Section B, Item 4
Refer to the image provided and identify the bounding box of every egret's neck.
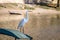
[25,11,28,19]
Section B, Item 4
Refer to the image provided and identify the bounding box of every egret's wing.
[24,19,28,23]
[17,19,25,29]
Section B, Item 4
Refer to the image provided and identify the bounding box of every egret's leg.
[17,27,21,32]
[15,38,16,40]
[15,38,19,40]
[20,28,21,32]
[23,27,24,33]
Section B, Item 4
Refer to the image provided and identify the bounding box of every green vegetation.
[0,4,3,7]
[0,4,5,9]
[0,3,15,8]
[0,3,60,11]
[0,3,35,10]
[24,6,35,10]
[35,5,55,9]
[35,4,60,11]
[40,6,51,9]
[56,7,60,11]
[24,5,35,10]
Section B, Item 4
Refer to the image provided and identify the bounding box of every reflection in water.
[29,14,60,40]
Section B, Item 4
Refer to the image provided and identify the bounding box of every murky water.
[25,14,60,40]
[0,14,60,40]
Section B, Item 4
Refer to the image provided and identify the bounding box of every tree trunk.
[57,0,59,7]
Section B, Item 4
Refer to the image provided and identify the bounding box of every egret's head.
[24,10,32,18]
[25,10,28,14]
[25,10,32,13]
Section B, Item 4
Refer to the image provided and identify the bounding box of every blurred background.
[0,0,60,40]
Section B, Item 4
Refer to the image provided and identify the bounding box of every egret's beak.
[28,10,32,12]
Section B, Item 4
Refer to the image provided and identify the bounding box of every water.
[0,14,60,40]
[25,14,60,40]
